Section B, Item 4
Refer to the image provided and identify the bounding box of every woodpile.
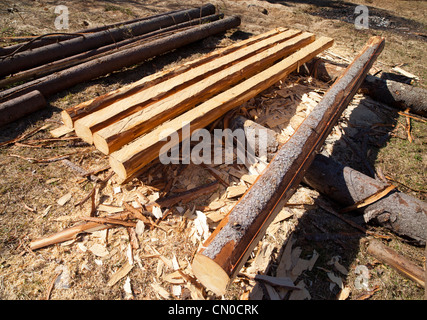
[4,4,425,300]
[62,28,334,183]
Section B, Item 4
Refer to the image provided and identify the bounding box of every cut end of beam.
[74,119,95,145]
[109,154,128,181]
[192,253,230,296]
[61,110,74,129]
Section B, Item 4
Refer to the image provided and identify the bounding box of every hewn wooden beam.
[191,36,384,296]
[92,31,315,154]
[73,29,303,145]
[61,28,285,128]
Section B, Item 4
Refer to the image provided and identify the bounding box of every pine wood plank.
[109,37,334,182]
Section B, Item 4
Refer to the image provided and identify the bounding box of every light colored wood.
[107,261,134,287]
[61,28,286,128]
[109,37,334,182]
[227,184,248,198]
[29,212,134,250]
[93,32,315,154]
[73,29,301,144]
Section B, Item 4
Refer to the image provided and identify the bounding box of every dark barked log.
[306,58,427,116]
[0,90,46,128]
[0,16,241,103]
[191,36,385,295]
[0,4,216,77]
[302,153,427,245]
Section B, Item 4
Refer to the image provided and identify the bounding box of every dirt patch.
[0,0,426,301]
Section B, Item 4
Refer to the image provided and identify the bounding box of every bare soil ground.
[0,0,425,301]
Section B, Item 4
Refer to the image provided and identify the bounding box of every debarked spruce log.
[191,36,385,296]
[0,3,216,77]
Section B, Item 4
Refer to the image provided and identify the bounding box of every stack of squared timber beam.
[0,4,239,127]
[63,28,334,183]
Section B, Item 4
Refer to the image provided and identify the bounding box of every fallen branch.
[156,181,220,207]
[366,239,425,288]
[9,152,77,163]
[80,216,137,228]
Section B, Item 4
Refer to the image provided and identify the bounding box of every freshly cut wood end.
[109,154,127,181]
[93,132,111,155]
[61,110,74,129]
[192,253,230,296]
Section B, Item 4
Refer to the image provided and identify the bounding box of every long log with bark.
[0,8,186,57]
[0,90,46,128]
[302,153,427,244]
[0,4,216,77]
[0,16,240,103]
[191,36,385,295]
[307,58,427,116]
